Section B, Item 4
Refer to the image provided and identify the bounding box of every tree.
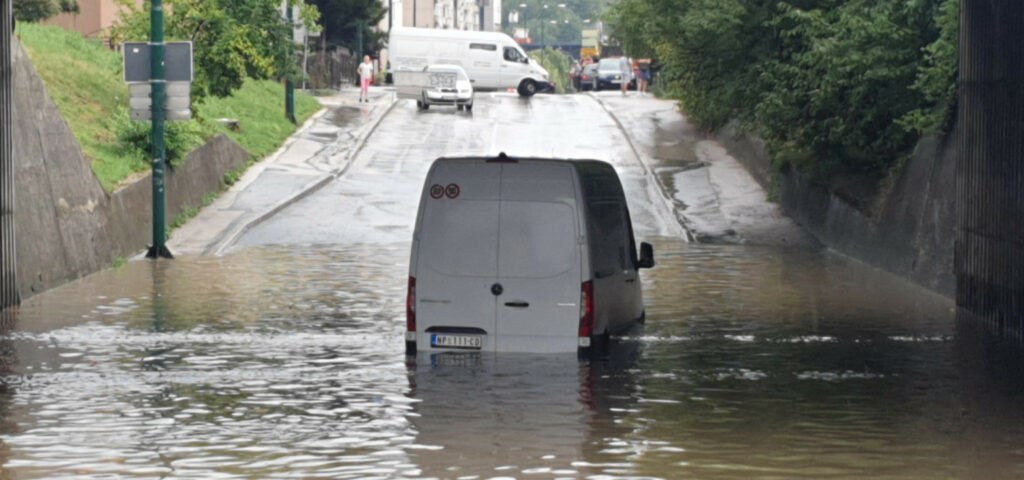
[111,0,319,100]
[14,0,79,22]
[308,0,385,54]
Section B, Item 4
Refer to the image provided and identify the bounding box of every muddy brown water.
[1,239,1022,479]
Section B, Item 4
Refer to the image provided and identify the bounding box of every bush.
[530,47,572,93]
[112,108,209,169]
[605,0,959,182]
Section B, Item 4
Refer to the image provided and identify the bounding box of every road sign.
[124,42,194,83]
[129,81,192,121]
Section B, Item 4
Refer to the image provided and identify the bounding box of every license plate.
[431,334,483,349]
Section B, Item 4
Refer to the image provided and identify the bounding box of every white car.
[414,64,475,111]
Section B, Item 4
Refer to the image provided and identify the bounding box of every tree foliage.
[503,0,603,47]
[605,0,959,180]
[111,0,319,100]
[308,0,386,54]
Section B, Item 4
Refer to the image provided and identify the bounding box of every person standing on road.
[619,56,631,96]
[358,55,374,103]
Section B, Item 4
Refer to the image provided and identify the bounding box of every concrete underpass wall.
[955,0,1024,341]
[717,125,958,298]
[12,38,249,300]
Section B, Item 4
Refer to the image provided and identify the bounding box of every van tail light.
[406,276,417,355]
[406,276,417,335]
[579,281,594,347]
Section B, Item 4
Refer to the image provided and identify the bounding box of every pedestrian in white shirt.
[357,55,374,103]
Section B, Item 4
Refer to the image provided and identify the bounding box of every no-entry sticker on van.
[445,183,461,199]
[430,184,445,199]
[429,183,461,199]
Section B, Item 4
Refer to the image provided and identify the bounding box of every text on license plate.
[431,334,483,349]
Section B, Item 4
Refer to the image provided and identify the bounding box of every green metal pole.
[285,1,296,124]
[146,0,172,259]
[357,21,363,58]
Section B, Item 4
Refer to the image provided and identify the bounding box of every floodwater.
[2,239,1024,479]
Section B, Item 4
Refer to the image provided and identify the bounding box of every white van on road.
[406,154,655,355]
[389,27,551,97]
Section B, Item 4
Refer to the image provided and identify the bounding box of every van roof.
[390,27,516,44]
[435,153,611,169]
[431,154,624,200]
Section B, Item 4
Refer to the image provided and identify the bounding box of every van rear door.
[494,162,582,353]
[416,162,501,350]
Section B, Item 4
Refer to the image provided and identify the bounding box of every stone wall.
[12,38,249,300]
[717,123,957,298]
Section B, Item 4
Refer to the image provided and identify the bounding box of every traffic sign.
[124,42,194,82]
[129,81,192,121]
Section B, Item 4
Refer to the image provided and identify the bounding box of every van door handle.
[504,301,529,308]
[625,278,636,284]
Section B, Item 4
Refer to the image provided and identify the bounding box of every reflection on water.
[1,240,1023,478]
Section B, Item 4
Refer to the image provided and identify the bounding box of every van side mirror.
[638,242,655,269]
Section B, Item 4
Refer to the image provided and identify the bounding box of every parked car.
[578,63,599,91]
[398,64,475,111]
[405,153,655,355]
[595,57,633,91]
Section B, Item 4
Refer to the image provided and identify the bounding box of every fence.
[302,48,358,91]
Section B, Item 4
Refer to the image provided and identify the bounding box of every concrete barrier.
[12,38,249,300]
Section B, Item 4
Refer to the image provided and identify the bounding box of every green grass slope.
[17,23,320,192]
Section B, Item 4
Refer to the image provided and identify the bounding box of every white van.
[389,27,551,96]
[406,154,655,355]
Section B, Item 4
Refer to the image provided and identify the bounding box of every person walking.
[636,59,650,96]
[357,55,374,103]
[619,56,631,96]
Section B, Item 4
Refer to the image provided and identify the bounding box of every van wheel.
[517,80,537,97]
[638,310,647,325]
[580,331,612,360]
[416,100,424,110]
[466,103,473,112]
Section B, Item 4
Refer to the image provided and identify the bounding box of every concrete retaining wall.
[12,38,249,300]
[717,123,958,298]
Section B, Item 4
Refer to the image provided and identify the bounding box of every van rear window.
[498,201,577,278]
[423,200,499,277]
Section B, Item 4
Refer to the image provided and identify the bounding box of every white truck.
[389,27,551,97]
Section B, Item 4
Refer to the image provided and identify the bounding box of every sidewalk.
[167,85,398,256]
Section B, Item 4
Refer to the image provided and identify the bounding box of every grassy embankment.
[17,23,321,192]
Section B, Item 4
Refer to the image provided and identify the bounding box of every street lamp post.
[539,3,565,49]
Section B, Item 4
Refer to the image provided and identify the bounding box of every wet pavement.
[3,91,1024,478]
[168,88,398,256]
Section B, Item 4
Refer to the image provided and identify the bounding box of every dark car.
[595,57,633,91]
[578,64,599,91]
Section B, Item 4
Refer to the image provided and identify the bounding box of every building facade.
[46,0,142,40]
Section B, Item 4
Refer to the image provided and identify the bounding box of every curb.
[589,92,693,241]
[210,91,400,255]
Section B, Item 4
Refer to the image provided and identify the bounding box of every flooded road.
[5,93,1024,478]
[4,238,1024,478]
